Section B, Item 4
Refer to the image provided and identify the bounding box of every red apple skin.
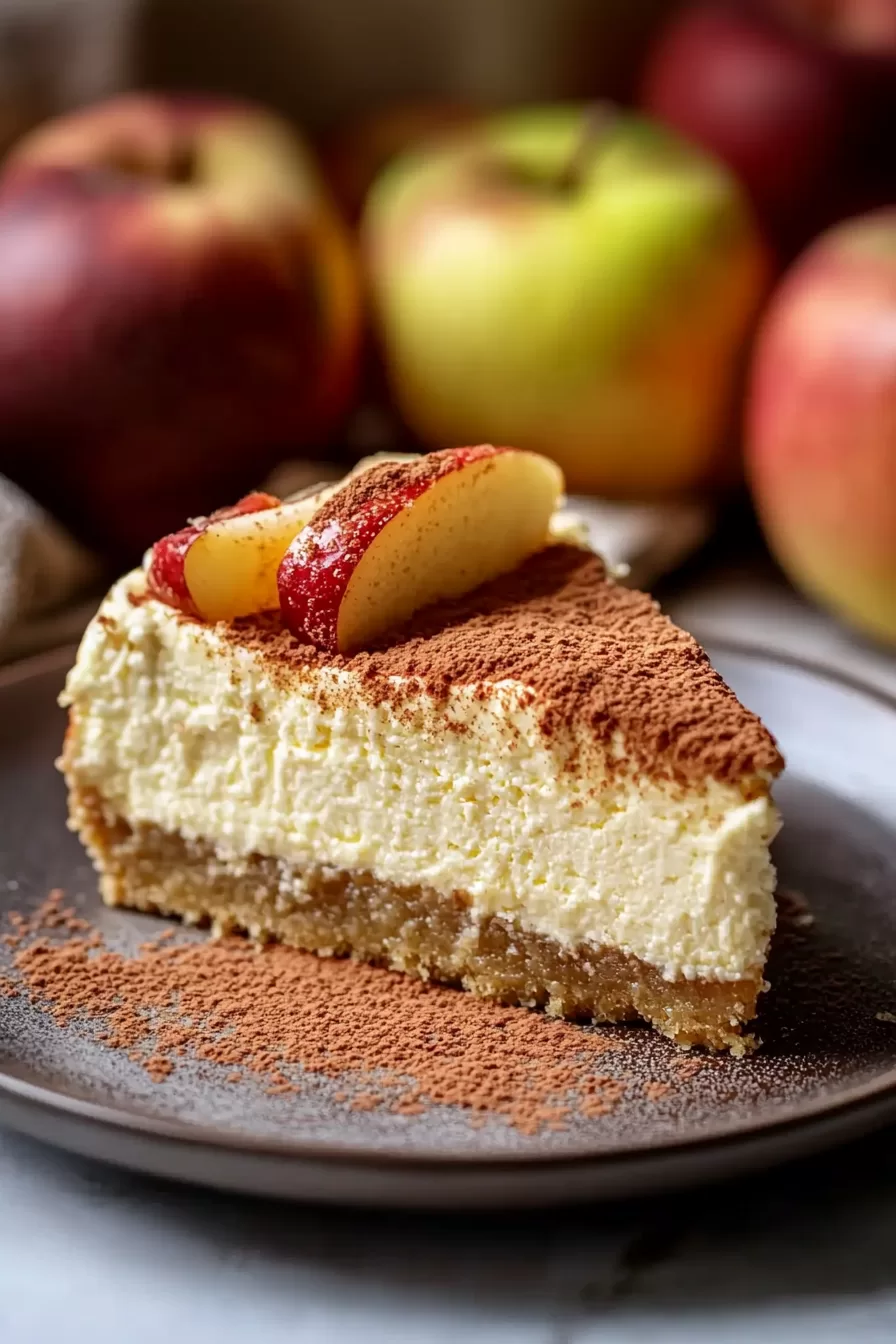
[746,208,896,642]
[146,491,279,615]
[641,2,847,255]
[768,0,896,57]
[764,0,896,223]
[0,94,361,560]
[278,445,503,651]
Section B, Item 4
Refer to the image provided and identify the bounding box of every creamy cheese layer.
[61,573,780,982]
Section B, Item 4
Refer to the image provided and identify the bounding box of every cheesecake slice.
[60,450,782,1051]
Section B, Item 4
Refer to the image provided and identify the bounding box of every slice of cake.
[60,447,782,1051]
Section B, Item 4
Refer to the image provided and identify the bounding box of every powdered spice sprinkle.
[221,542,781,787]
[0,892,636,1134]
[4,892,718,1136]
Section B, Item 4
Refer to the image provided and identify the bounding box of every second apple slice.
[183,492,336,622]
[278,445,564,653]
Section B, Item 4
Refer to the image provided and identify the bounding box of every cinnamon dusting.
[5,891,636,1136]
[224,544,781,786]
[312,450,473,533]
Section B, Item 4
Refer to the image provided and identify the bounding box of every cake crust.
[68,783,763,1053]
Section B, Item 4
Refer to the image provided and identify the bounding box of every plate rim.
[2,637,896,1175]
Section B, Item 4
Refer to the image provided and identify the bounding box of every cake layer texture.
[67,786,765,1051]
[61,552,781,984]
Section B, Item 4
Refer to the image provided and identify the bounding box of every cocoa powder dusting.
[310,449,476,533]
[223,543,782,787]
[0,891,723,1136]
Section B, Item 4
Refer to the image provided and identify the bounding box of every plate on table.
[2,643,896,1209]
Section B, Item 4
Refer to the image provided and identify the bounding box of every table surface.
[3,559,896,1344]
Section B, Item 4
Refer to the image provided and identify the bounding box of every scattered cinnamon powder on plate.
[2,891,699,1136]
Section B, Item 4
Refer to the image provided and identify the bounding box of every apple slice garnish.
[277,445,564,653]
[146,489,333,622]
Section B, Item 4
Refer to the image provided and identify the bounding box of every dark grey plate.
[2,643,896,1208]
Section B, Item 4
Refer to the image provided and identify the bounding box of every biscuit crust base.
[67,784,763,1053]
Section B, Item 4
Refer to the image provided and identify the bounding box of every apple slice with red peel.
[278,445,564,653]
[147,489,333,621]
[146,492,278,615]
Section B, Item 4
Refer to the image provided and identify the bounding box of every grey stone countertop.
[2,551,896,1344]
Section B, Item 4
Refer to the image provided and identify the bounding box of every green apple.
[362,105,769,497]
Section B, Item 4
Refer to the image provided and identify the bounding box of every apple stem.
[556,102,617,193]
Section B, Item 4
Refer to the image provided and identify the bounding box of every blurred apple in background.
[640,1,846,257]
[320,101,482,465]
[641,1,896,259]
[770,0,896,55]
[0,94,361,559]
[766,0,896,220]
[363,105,768,498]
[747,209,896,643]
[322,102,481,224]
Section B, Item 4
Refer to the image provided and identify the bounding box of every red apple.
[0,94,362,559]
[746,208,896,642]
[764,0,896,220]
[278,446,563,653]
[640,2,847,255]
[769,0,896,55]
